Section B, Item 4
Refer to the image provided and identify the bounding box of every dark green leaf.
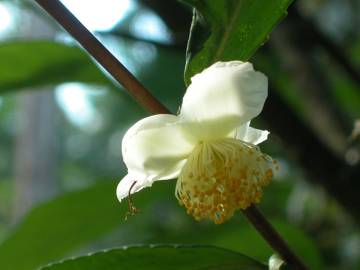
[0,179,322,270]
[0,180,173,270]
[183,0,293,85]
[0,41,113,94]
[41,245,267,270]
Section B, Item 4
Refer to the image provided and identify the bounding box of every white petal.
[116,174,148,202]
[233,122,250,140]
[244,127,269,145]
[235,124,269,145]
[122,114,195,182]
[180,61,268,139]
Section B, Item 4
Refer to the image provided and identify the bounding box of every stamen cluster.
[176,138,276,224]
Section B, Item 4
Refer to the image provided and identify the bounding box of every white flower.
[117,61,276,224]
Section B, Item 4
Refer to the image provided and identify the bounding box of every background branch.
[270,20,349,156]
[263,87,360,223]
[292,7,360,86]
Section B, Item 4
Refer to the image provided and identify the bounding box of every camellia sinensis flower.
[117,61,277,224]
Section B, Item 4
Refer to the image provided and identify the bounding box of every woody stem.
[242,205,308,269]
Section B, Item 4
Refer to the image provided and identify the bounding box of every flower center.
[175,138,276,224]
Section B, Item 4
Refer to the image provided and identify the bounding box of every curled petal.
[235,123,269,145]
[243,127,269,145]
[180,61,268,140]
[122,114,195,184]
[116,174,148,202]
[233,122,250,140]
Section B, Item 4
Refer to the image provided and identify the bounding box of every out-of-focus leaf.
[41,245,267,270]
[0,178,323,270]
[123,207,323,269]
[0,180,173,270]
[110,184,322,269]
[140,45,186,112]
[183,0,293,85]
[0,41,113,94]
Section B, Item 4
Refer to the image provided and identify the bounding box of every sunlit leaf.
[183,0,293,85]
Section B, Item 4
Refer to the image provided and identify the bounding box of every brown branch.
[35,0,307,267]
[243,205,308,270]
[35,0,170,115]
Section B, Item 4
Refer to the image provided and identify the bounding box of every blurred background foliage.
[0,0,359,269]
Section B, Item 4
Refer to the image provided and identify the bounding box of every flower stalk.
[35,1,307,269]
[242,205,308,270]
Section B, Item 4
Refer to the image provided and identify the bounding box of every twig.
[35,0,170,115]
[242,205,308,270]
[34,0,308,268]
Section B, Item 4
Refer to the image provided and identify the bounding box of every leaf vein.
[214,1,242,61]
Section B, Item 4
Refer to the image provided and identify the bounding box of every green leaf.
[0,41,112,94]
[183,0,293,85]
[41,245,267,270]
[0,179,322,270]
[0,180,173,270]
